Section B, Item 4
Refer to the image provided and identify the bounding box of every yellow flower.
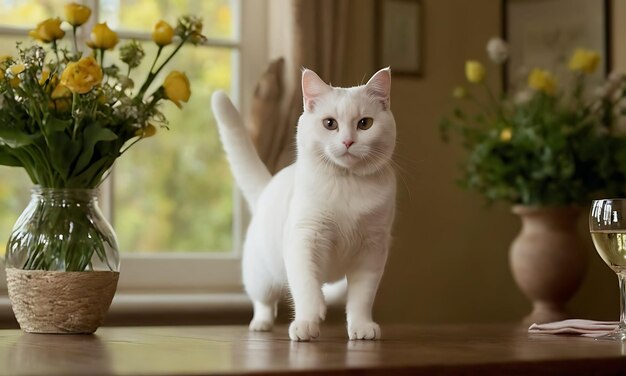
[0,56,9,80]
[10,64,25,75]
[86,22,119,50]
[29,18,65,43]
[163,71,191,108]
[39,68,51,85]
[51,83,72,99]
[499,128,513,142]
[452,86,468,99]
[152,20,174,47]
[136,124,157,138]
[528,68,556,95]
[568,48,600,74]
[465,60,485,83]
[60,56,103,94]
[65,2,92,27]
[50,83,72,112]
[10,77,20,88]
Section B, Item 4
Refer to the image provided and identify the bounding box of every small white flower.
[514,88,533,105]
[593,85,609,99]
[603,71,625,98]
[590,100,603,113]
[486,37,509,64]
[608,71,624,84]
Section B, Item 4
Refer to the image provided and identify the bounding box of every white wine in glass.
[590,199,626,340]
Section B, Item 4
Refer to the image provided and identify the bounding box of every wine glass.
[590,199,626,340]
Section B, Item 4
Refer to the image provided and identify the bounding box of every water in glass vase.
[591,231,626,273]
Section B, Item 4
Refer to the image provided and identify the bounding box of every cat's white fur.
[211,68,396,341]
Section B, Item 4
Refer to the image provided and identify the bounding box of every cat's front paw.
[249,319,273,332]
[289,320,320,341]
[348,322,381,340]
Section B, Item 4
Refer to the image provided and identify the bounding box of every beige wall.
[614,0,626,71]
[341,0,618,324]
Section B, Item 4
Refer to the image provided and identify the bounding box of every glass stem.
[619,273,626,330]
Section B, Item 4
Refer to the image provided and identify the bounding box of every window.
[0,1,268,297]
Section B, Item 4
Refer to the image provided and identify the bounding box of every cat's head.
[296,68,396,176]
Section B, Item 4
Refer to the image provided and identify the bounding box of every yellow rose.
[163,71,191,108]
[499,128,513,142]
[60,56,103,94]
[0,56,8,80]
[39,68,51,85]
[10,64,25,75]
[51,83,72,99]
[29,18,65,43]
[152,20,174,47]
[528,68,556,95]
[136,124,157,138]
[9,76,20,88]
[465,60,485,83]
[50,83,72,112]
[568,48,600,74]
[86,22,119,50]
[65,2,92,27]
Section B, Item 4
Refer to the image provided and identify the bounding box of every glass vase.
[5,187,120,272]
[4,187,120,334]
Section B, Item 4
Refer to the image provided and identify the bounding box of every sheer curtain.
[247,0,358,174]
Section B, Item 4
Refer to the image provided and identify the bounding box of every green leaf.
[69,157,111,188]
[0,128,34,148]
[74,122,118,174]
[48,131,81,180]
[44,117,73,133]
[0,146,22,167]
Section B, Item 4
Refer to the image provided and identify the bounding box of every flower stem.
[134,46,163,101]
[134,38,187,101]
[71,92,79,140]
[72,26,79,56]
[482,82,505,121]
[52,40,60,63]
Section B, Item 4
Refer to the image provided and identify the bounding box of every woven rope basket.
[6,268,119,334]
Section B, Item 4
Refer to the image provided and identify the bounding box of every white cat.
[211,67,396,341]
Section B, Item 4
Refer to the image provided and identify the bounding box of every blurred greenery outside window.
[0,0,240,258]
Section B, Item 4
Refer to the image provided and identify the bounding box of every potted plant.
[0,2,205,333]
[440,37,626,324]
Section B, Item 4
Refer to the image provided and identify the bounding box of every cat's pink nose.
[343,140,354,149]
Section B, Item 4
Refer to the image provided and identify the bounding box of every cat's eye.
[323,118,338,130]
[357,117,374,130]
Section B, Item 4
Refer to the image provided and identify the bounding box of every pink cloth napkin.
[528,319,618,338]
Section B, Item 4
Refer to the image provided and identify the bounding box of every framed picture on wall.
[503,0,610,89]
[376,0,423,76]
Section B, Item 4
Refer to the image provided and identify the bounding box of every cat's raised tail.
[211,90,272,213]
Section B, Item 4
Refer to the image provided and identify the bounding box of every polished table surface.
[1,324,626,375]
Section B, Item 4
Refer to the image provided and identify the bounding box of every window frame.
[0,0,268,310]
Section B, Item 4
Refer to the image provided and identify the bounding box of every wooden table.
[1,324,625,375]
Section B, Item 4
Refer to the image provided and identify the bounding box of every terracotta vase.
[509,205,587,325]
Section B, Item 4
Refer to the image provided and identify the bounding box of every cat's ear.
[302,69,331,112]
[365,67,391,109]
